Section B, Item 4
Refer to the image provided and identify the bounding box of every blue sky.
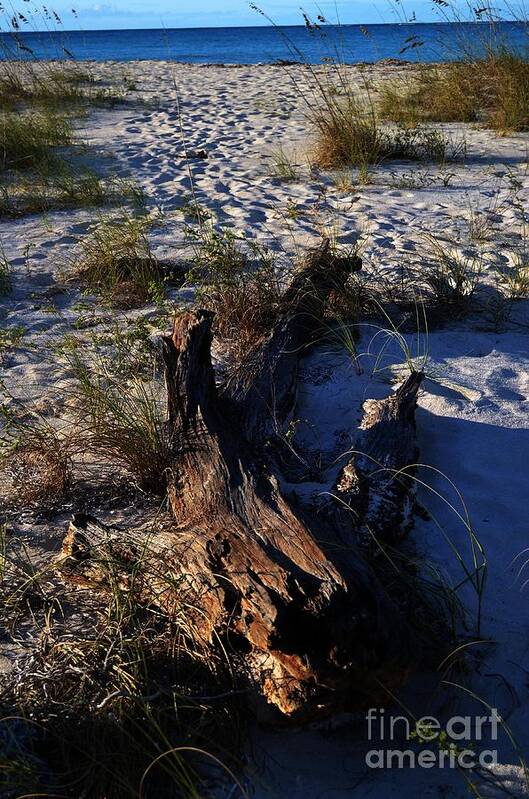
[43,1,439,31]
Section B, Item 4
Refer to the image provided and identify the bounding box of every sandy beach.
[1,59,529,797]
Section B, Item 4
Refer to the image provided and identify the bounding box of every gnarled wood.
[60,308,421,720]
[331,371,423,549]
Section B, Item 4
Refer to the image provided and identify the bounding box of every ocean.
[0,21,528,64]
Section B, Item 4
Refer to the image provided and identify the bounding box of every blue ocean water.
[0,22,527,64]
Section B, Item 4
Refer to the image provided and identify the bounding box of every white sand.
[1,61,529,797]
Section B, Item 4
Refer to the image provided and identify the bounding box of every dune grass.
[0,168,145,217]
[0,63,126,110]
[379,48,529,134]
[61,327,174,494]
[72,365,172,495]
[0,10,132,212]
[419,234,484,311]
[0,77,143,216]
[0,5,129,112]
[311,93,459,170]
[496,250,529,299]
[73,214,167,308]
[269,145,300,180]
[0,109,73,172]
[0,403,74,507]
[0,72,125,213]
[250,8,464,174]
[187,224,284,358]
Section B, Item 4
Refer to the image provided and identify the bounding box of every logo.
[365,708,499,769]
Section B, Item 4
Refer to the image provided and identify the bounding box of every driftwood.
[59,248,424,721]
[330,371,423,549]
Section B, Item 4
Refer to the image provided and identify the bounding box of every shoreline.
[0,57,419,66]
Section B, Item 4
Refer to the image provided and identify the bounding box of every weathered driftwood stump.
[59,247,424,721]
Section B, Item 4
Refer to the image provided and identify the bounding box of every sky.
[24,0,440,31]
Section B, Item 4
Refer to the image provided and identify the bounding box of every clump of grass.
[490,50,529,132]
[269,145,299,181]
[0,169,144,217]
[380,49,529,134]
[0,626,237,797]
[379,64,479,126]
[421,234,483,310]
[0,524,243,798]
[0,246,11,294]
[311,94,382,169]
[187,224,372,363]
[0,109,72,171]
[495,250,529,299]
[311,89,459,170]
[74,214,166,308]
[0,404,73,508]
[332,169,356,192]
[391,125,464,164]
[186,225,283,358]
[0,61,126,110]
[65,337,173,494]
[325,264,394,327]
[252,9,458,172]
[467,207,497,243]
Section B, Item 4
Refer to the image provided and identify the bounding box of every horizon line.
[0,18,518,35]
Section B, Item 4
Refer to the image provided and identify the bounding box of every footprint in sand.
[487,367,527,401]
